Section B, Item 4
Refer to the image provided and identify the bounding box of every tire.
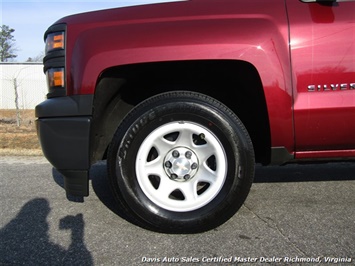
[107,91,255,233]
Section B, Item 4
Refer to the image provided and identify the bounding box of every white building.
[0,63,47,109]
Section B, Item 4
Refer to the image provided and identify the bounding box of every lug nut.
[185,151,192,159]
[172,150,180,158]
[191,163,198,170]
[171,174,178,180]
[164,161,172,168]
[184,174,190,180]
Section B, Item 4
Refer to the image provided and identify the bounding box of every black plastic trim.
[47,88,66,98]
[36,95,94,118]
[36,117,91,170]
[44,23,67,40]
[270,147,294,165]
[43,55,65,72]
[36,95,93,196]
[61,170,89,197]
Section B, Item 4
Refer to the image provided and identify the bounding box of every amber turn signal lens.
[46,68,65,88]
[45,32,65,53]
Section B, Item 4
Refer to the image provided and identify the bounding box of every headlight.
[45,32,65,53]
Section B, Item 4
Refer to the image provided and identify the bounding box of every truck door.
[287,0,355,158]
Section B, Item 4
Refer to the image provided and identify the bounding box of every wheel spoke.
[195,164,217,184]
[156,177,178,199]
[175,128,194,147]
[180,182,198,201]
[144,156,165,176]
[153,137,175,156]
[194,144,216,163]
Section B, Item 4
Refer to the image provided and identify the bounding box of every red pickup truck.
[36,0,355,233]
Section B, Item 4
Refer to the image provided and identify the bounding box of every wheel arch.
[90,60,271,165]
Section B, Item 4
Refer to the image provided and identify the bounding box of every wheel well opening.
[91,60,270,164]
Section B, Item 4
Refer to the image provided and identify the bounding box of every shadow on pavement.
[0,198,93,265]
[52,161,136,225]
[51,161,355,228]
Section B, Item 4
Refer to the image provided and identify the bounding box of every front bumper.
[36,95,94,196]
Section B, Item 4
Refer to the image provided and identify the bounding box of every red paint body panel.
[296,150,355,160]
[57,0,294,153]
[52,0,355,161]
[287,0,355,153]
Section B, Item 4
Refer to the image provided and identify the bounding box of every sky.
[0,0,182,62]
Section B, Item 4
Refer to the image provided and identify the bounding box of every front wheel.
[107,91,255,233]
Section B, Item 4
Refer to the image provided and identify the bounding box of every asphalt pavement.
[0,156,354,265]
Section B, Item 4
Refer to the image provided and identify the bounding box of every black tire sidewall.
[109,92,254,232]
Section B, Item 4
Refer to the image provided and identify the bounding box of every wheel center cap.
[173,159,190,175]
[164,147,199,182]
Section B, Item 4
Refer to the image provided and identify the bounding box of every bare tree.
[26,52,45,63]
[2,66,31,126]
[13,77,21,126]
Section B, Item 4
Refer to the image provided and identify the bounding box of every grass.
[0,109,43,156]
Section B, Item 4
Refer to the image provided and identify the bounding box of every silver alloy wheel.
[135,121,227,212]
